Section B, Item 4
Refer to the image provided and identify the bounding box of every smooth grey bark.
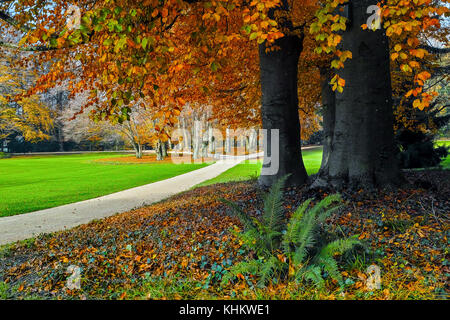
[225,128,232,154]
[55,91,65,152]
[317,0,401,188]
[155,139,165,161]
[258,34,308,187]
[192,114,201,160]
[123,119,143,159]
[208,125,215,153]
[181,117,190,152]
[248,128,257,152]
[163,141,168,158]
[201,113,209,158]
[133,142,142,159]
[318,68,336,178]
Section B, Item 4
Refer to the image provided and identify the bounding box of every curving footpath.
[0,153,262,245]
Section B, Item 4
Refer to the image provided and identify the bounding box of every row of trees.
[0,57,267,158]
[0,0,448,188]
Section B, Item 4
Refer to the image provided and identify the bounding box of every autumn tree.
[62,91,125,151]
[0,46,53,144]
[0,0,447,188]
[0,0,321,186]
[311,0,448,188]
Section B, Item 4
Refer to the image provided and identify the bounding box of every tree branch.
[420,45,450,55]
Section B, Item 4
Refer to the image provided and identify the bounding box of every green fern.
[262,175,288,249]
[221,176,361,288]
[220,260,262,286]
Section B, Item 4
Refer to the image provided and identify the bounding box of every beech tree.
[0,0,447,187]
[311,0,448,188]
[314,0,400,188]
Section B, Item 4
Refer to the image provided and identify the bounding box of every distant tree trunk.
[163,140,168,158]
[155,139,164,161]
[258,34,308,187]
[249,128,258,152]
[201,113,209,158]
[240,135,246,153]
[225,127,231,154]
[180,117,190,152]
[208,125,215,154]
[135,143,143,159]
[316,0,401,189]
[193,114,201,160]
[56,91,65,152]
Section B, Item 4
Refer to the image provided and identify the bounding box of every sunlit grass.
[0,153,210,217]
[197,147,323,187]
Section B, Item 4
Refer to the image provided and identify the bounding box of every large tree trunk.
[316,0,401,189]
[258,34,308,187]
[317,68,336,179]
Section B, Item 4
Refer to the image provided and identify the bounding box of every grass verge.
[0,153,211,216]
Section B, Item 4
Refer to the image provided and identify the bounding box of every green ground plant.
[220,176,361,288]
[0,282,9,299]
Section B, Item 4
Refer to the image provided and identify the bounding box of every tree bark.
[201,113,209,158]
[318,68,336,179]
[208,125,215,153]
[316,0,401,189]
[56,91,65,152]
[258,34,308,187]
[192,114,201,160]
[155,139,164,161]
[225,127,231,154]
[163,141,168,158]
[135,143,143,159]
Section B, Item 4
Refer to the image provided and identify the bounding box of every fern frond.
[320,237,361,258]
[300,265,325,288]
[318,256,342,285]
[258,255,282,288]
[262,175,288,234]
[316,205,341,224]
[282,198,312,254]
[292,234,316,265]
[307,194,342,224]
[221,259,262,286]
[222,186,360,291]
[291,208,317,264]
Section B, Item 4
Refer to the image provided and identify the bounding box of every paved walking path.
[0,153,262,245]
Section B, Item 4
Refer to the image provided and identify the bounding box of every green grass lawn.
[436,140,450,168]
[0,153,210,217]
[198,147,323,187]
[2,142,448,217]
[199,143,450,187]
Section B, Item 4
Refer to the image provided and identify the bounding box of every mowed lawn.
[198,142,450,187]
[0,153,210,217]
[198,147,323,187]
[436,140,450,168]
